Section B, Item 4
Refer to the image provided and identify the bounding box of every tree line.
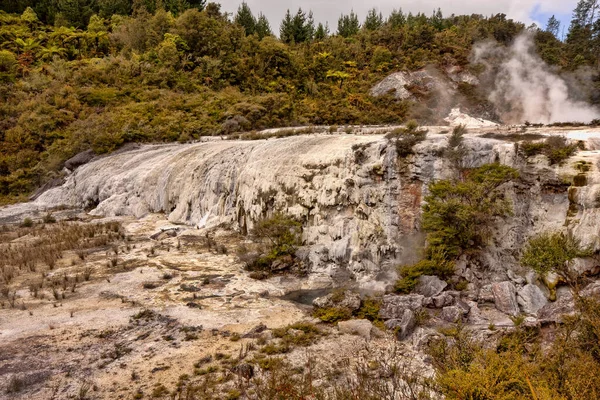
[0,1,598,203]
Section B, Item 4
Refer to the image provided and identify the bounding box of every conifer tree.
[337,10,360,37]
[255,13,271,39]
[314,22,329,40]
[387,8,406,28]
[545,15,560,37]
[235,2,256,36]
[363,8,383,31]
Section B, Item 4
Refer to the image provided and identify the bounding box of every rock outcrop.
[2,126,600,326]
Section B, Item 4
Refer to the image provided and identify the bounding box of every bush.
[395,250,455,294]
[20,217,33,228]
[520,141,545,157]
[544,136,578,165]
[0,50,17,83]
[385,120,428,158]
[396,163,518,293]
[521,231,592,278]
[313,306,353,323]
[423,163,518,258]
[240,213,302,274]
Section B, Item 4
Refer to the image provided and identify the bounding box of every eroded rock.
[379,294,424,320]
[517,284,547,315]
[313,291,361,313]
[415,275,447,298]
[491,281,519,316]
[338,319,374,340]
[384,309,416,340]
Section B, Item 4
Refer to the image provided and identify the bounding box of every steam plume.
[472,34,600,124]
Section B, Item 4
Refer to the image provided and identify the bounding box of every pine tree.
[431,8,444,30]
[280,9,294,43]
[546,15,560,37]
[187,0,206,11]
[255,13,271,39]
[314,22,329,40]
[337,11,360,37]
[387,8,406,28]
[363,8,382,31]
[235,2,256,36]
[280,8,313,43]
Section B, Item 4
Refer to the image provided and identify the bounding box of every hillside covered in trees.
[0,0,599,204]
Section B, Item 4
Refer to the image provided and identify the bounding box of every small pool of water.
[280,288,333,305]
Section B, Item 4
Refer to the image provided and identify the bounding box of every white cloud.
[217,0,577,31]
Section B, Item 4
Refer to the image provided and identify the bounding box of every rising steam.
[472,34,600,124]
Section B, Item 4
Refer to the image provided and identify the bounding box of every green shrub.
[544,136,578,165]
[520,141,545,157]
[313,307,353,323]
[272,321,323,347]
[241,213,302,274]
[521,231,592,277]
[20,217,33,228]
[423,163,518,259]
[396,163,518,293]
[0,50,17,83]
[385,120,428,158]
[395,252,455,294]
[356,296,382,322]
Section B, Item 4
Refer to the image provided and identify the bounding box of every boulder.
[379,294,424,320]
[569,258,600,277]
[491,281,519,316]
[370,72,413,100]
[478,284,496,303]
[64,149,95,171]
[440,305,467,323]
[338,319,374,340]
[432,292,454,308]
[517,284,547,315]
[313,290,361,313]
[384,309,416,340]
[415,275,447,297]
[538,287,575,324]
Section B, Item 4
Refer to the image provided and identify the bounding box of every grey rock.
[432,292,454,308]
[492,281,519,316]
[313,291,361,312]
[338,319,374,340]
[569,258,600,277]
[370,72,413,100]
[517,284,547,315]
[507,270,526,285]
[440,305,467,323]
[384,309,416,340]
[64,149,95,171]
[582,281,600,296]
[379,294,424,320]
[415,275,447,297]
[465,301,487,325]
[478,284,495,303]
[537,287,575,324]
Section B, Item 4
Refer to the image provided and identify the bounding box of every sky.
[216,0,578,37]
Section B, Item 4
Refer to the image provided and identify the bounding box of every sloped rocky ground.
[2,123,600,398]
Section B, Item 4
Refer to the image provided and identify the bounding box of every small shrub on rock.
[238,213,302,277]
[385,120,427,158]
[520,231,592,279]
[313,306,353,323]
[396,163,518,293]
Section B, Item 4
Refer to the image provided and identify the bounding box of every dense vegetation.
[396,163,519,293]
[0,1,598,204]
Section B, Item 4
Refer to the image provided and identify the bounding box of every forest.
[0,0,598,204]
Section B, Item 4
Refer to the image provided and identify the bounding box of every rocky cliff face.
[2,126,600,316]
